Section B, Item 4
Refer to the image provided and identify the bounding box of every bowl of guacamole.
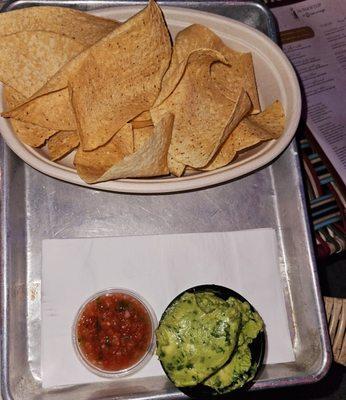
[156,285,265,398]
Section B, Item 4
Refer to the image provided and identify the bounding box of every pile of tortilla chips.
[0,0,285,184]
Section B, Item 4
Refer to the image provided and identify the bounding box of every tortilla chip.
[5,88,76,130]
[131,111,153,129]
[212,52,260,114]
[151,49,252,168]
[6,117,56,147]
[0,31,85,99]
[202,144,237,171]
[133,125,154,152]
[237,53,260,113]
[1,42,89,127]
[1,31,107,128]
[75,123,134,183]
[69,0,171,151]
[0,28,92,129]
[168,154,185,177]
[47,130,79,161]
[3,86,56,147]
[77,113,173,183]
[247,100,285,137]
[1,53,87,127]
[3,1,170,137]
[0,6,119,46]
[133,111,151,121]
[134,124,185,176]
[185,166,197,173]
[154,24,235,106]
[205,101,285,170]
[154,24,260,113]
[24,44,92,99]
[98,113,173,183]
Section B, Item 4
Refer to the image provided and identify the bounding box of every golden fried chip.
[4,1,171,142]
[202,144,237,171]
[70,0,171,150]
[151,49,252,168]
[0,4,285,184]
[131,111,153,129]
[2,57,85,127]
[23,42,93,99]
[247,100,285,137]
[154,24,260,113]
[134,127,186,176]
[1,50,85,127]
[97,113,173,183]
[75,123,134,183]
[5,88,76,130]
[205,101,285,170]
[77,113,173,183]
[154,24,235,106]
[133,125,154,152]
[185,166,198,173]
[3,86,56,147]
[0,31,85,98]
[1,31,114,128]
[168,154,185,177]
[0,6,119,46]
[47,131,79,161]
[212,52,260,114]
[1,29,92,129]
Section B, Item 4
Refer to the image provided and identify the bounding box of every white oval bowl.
[0,5,301,193]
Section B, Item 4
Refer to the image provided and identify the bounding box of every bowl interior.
[34,9,290,172]
[0,6,300,193]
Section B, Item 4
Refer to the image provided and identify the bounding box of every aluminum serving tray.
[0,1,331,399]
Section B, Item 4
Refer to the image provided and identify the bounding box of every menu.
[272,0,346,185]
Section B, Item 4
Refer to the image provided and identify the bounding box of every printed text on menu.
[273,0,346,184]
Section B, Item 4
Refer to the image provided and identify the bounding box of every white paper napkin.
[41,228,294,388]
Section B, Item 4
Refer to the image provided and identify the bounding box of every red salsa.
[75,292,153,372]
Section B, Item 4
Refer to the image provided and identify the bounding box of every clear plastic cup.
[72,288,157,378]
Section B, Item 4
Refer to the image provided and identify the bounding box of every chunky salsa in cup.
[75,291,153,372]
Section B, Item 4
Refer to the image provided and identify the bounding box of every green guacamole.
[156,292,241,386]
[156,292,263,392]
[204,298,263,393]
